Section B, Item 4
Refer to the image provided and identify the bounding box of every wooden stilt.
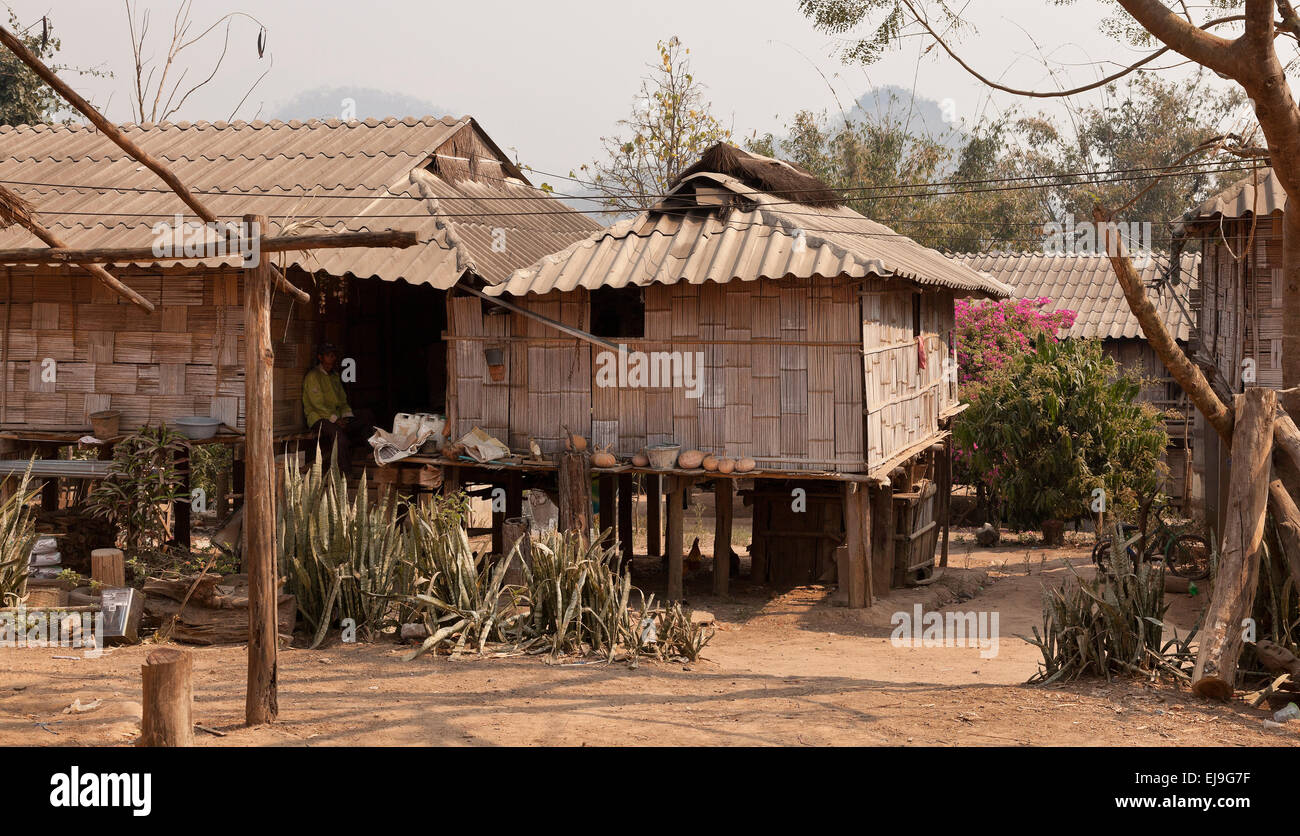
[713,478,733,596]
[174,446,192,551]
[937,438,952,568]
[617,473,634,558]
[666,476,688,600]
[139,647,194,747]
[598,473,616,549]
[646,473,661,557]
[871,485,895,596]
[243,214,278,726]
[842,482,871,608]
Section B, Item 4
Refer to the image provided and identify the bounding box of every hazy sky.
[8,1,1237,181]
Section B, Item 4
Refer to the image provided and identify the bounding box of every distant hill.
[270,86,451,122]
[850,85,967,148]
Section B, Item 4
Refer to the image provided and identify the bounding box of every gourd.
[736,457,756,473]
[677,449,706,469]
[562,425,588,452]
[718,457,736,474]
[632,452,650,467]
[591,446,617,468]
[702,454,719,471]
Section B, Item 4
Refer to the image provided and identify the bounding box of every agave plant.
[277,450,405,648]
[0,464,39,605]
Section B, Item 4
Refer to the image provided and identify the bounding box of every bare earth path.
[2,542,1296,746]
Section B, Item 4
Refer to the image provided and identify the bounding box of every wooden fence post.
[243,214,278,725]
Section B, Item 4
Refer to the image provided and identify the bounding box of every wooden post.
[646,473,661,557]
[501,515,531,586]
[243,215,278,725]
[213,465,228,521]
[617,473,634,559]
[713,477,734,596]
[1193,388,1275,700]
[842,482,871,608]
[173,446,191,551]
[1266,479,1300,587]
[937,439,952,568]
[598,473,616,549]
[139,648,194,747]
[666,476,689,600]
[871,485,895,595]
[91,548,126,588]
[557,451,593,538]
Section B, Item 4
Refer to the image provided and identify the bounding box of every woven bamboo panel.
[0,265,318,433]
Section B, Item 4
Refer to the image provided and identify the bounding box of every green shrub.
[955,335,1168,527]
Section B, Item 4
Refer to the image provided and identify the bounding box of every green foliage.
[86,425,188,561]
[0,12,108,126]
[0,465,39,603]
[277,452,404,648]
[581,36,731,213]
[189,444,231,515]
[955,336,1168,526]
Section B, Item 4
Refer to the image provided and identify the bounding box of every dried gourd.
[736,457,756,473]
[677,449,706,469]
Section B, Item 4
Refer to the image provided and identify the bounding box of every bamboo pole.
[0,229,419,265]
[17,217,155,312]
[0,24,308,305]
[243,214,278,725]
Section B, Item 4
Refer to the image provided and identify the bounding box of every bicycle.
[1091,499,1212,581]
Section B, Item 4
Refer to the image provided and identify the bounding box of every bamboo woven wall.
[0,264,317,434]
[444,277,955,474]
[862,289,954,470]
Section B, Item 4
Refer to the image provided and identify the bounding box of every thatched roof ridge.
[670,143,842,208]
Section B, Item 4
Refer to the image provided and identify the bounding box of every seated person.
[303,343,367,473]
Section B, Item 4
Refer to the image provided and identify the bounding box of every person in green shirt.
[303,343,364,473]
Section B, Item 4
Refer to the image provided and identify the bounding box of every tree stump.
[139,647,194,747]
[91,548,126,588]
[557,451,593,538]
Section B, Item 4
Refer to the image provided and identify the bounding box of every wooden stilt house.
[448,144,1011,601]
[0,115,598,537]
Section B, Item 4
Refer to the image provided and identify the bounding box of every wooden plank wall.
[0,264,317,435]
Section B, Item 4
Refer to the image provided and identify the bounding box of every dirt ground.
[3,532,1297,747]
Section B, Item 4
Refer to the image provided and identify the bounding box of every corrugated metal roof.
[487,171,1012,298]
[950,251,1199,341]
[0,117,599,286]
[1178,166,1285,229]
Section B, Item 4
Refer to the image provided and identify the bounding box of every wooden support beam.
[0,229,420,266]
[937,438,952,568]
[666,475,690,601]
[243,215,278,725]
[19,220,155,312]
[617,473,634,559]
[0,25,308,305]
[871,485,895,595]
[173,447,191,551]
[646,473,661,557]
[139,648,194,747]
[1193,388,1275,701]
[842,482,871,608]
[598,473,616,550]
[713,478,734,596]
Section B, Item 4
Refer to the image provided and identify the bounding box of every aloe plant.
[277,451,404,648]
[0,464,39,605]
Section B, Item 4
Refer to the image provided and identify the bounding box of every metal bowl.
[173,416,222,440]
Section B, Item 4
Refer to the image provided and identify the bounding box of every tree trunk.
[556,451,593,538]
[1193,388,1276,700]
[1267,479,1300,589]
[139,648,193,747]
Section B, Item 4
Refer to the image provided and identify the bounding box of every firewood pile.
[143,573,295,645]
[34,509,115,576]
